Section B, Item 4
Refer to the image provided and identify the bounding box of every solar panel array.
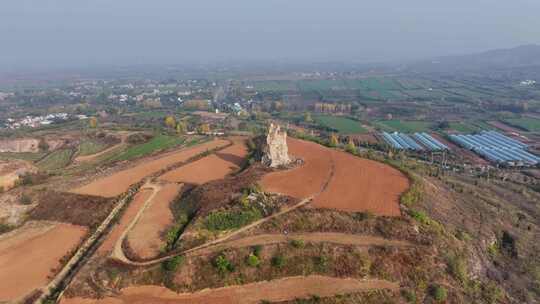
[449,131,539,165]
[382,132,448,151]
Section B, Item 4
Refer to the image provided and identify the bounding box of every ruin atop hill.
[262,123,291,168]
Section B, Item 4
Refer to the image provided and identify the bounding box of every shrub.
[214,255,234,273]
[446,253,467,284]
[271,255,286,268]
[246,253,260,267]
[289,239,305,248]
[353,211,374,221]
[314,255,329,271]
[252,245,263,257]
[20,193,32,205]
[432,285,448,302]
[402,289,417,303]
[162,256,184,272]
[0,223,15,235]
[204,208,262,231]
[410,210,429,225]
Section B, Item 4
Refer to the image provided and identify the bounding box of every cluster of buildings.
[2,113,87,129]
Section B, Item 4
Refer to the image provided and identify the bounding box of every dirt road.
[61,275,399,304]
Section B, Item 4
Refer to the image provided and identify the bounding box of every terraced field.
[71,139,229,197]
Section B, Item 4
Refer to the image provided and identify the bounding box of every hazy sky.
[2,0,540,69]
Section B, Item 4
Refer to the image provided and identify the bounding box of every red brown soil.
[313,150,407,216]
[260,138,333,199]
[261,138,408,216]
[126,183,183,259]
[160,140,247,185]
[29,191,113,228]
[61,275,398,304]
[0,221,87,301]
[98,189,153,254]
[71,139,229,197]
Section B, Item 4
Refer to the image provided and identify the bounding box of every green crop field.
[375,120,433,133]
[37,149,74,171]
[504,118,540,132]
[78,140,109,156]
[314,115,366,134]
[111,134,186,161]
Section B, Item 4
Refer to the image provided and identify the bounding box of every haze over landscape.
[1,2,540,304]
[2,0,540,69]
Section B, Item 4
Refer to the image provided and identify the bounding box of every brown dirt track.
[61,275,398,304]
[126,183,183,259]
[98,189,153,254]
[159,139,247,185]
[261,138,408,216]
[71,139,229,197]
[0,221,87,301]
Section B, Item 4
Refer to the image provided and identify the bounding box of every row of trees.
[164,115,210,134]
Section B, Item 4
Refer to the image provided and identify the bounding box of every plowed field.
[160,140,247,185]
[0,221,87,301]
[261,138,408,216]
[71,139,228,197]
[313,150,407,216]
[260,138,333,198]
[126,183,183,259]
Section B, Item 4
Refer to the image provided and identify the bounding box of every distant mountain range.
[405,44,540,73]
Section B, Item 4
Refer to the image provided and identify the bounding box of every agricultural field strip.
[111,183,162,263]
[37,140,234,303]
[74,141,125,163]
[35,182,144,304]
[71,138,230,197]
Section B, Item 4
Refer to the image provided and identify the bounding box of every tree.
[438,120,450,129]
[328,133,339,147]
[304,112,313,123]
[198,123,210,134]
[164,116,176,129]
[88,117,98,128]
[432,285,447,302]
[345,137,356,154]
[176,121,187,134]
[246,253,260,267]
